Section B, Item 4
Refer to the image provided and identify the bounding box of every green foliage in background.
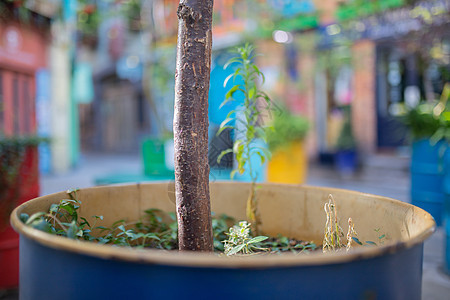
[336,106,356,150]
[403,83,450,143]
[403,102,442,140]
[266,109,309,152]
[336,121,356,151]
[0,136,49,224]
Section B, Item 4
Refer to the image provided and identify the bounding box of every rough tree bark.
[173,0,214,251]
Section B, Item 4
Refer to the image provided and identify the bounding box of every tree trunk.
[173,0,214,251]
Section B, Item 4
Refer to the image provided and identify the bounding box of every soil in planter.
[20,189,320,256]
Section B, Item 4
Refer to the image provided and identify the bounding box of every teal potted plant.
[403,83,449,274]
[335,105,357,175]
[266,108,309,184]
[403,84,449,226]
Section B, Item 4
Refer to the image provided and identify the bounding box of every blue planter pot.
[11,183,435,299]
[335,150,357,175]
[410,139,447,226]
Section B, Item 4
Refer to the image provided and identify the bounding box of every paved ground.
[2,152,449,299]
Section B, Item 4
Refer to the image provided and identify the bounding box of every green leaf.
[60,204,74,215]
[143,233,161,240]
[49,204,59,213]
[225,109,237,120]
[219,118,233,130]
[217,149,233,164]
[254,151,266,164]
[25,212,47,225]
[252,146,271,161]
[80,217,91,227]
[253,65,265,83]
[225,86,239,99]
[30,219,52,232]
[248,87,256,99]
[219,98,234,110]
[223,73,233,88]
[216,125,233,136]
[224,57,241,69]
[248,236,268,244]
[365,241,377,246]
[227,243,246,256]
[233,68,242,79]
[378,234,386,239]
[352,237,363,245]
[19,213,29,223]
[233,140,244,154]
[66,221,78,239]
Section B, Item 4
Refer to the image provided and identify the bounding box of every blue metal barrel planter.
[411,139,447,226]
[11,183,435,299]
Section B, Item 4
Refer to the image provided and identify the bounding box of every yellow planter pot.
[267,141,307,184]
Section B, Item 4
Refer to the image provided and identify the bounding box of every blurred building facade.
[0,1,66,174]
[75,0,252,155]
[5,0,447,174]
[250,0,450,163]
[73,0,449,167]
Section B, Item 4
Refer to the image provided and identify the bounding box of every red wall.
[0,18,49,289]
[0,19,49,136]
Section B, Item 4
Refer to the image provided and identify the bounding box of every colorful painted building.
[251,0,449,165]
[0,9,50,137]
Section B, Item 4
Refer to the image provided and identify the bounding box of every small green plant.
[223,221,317,256]
[223,221,268,256]
[217,43,271,235]
[23,189,234,252]
[266,108,309,152]
[22,189,101,240]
